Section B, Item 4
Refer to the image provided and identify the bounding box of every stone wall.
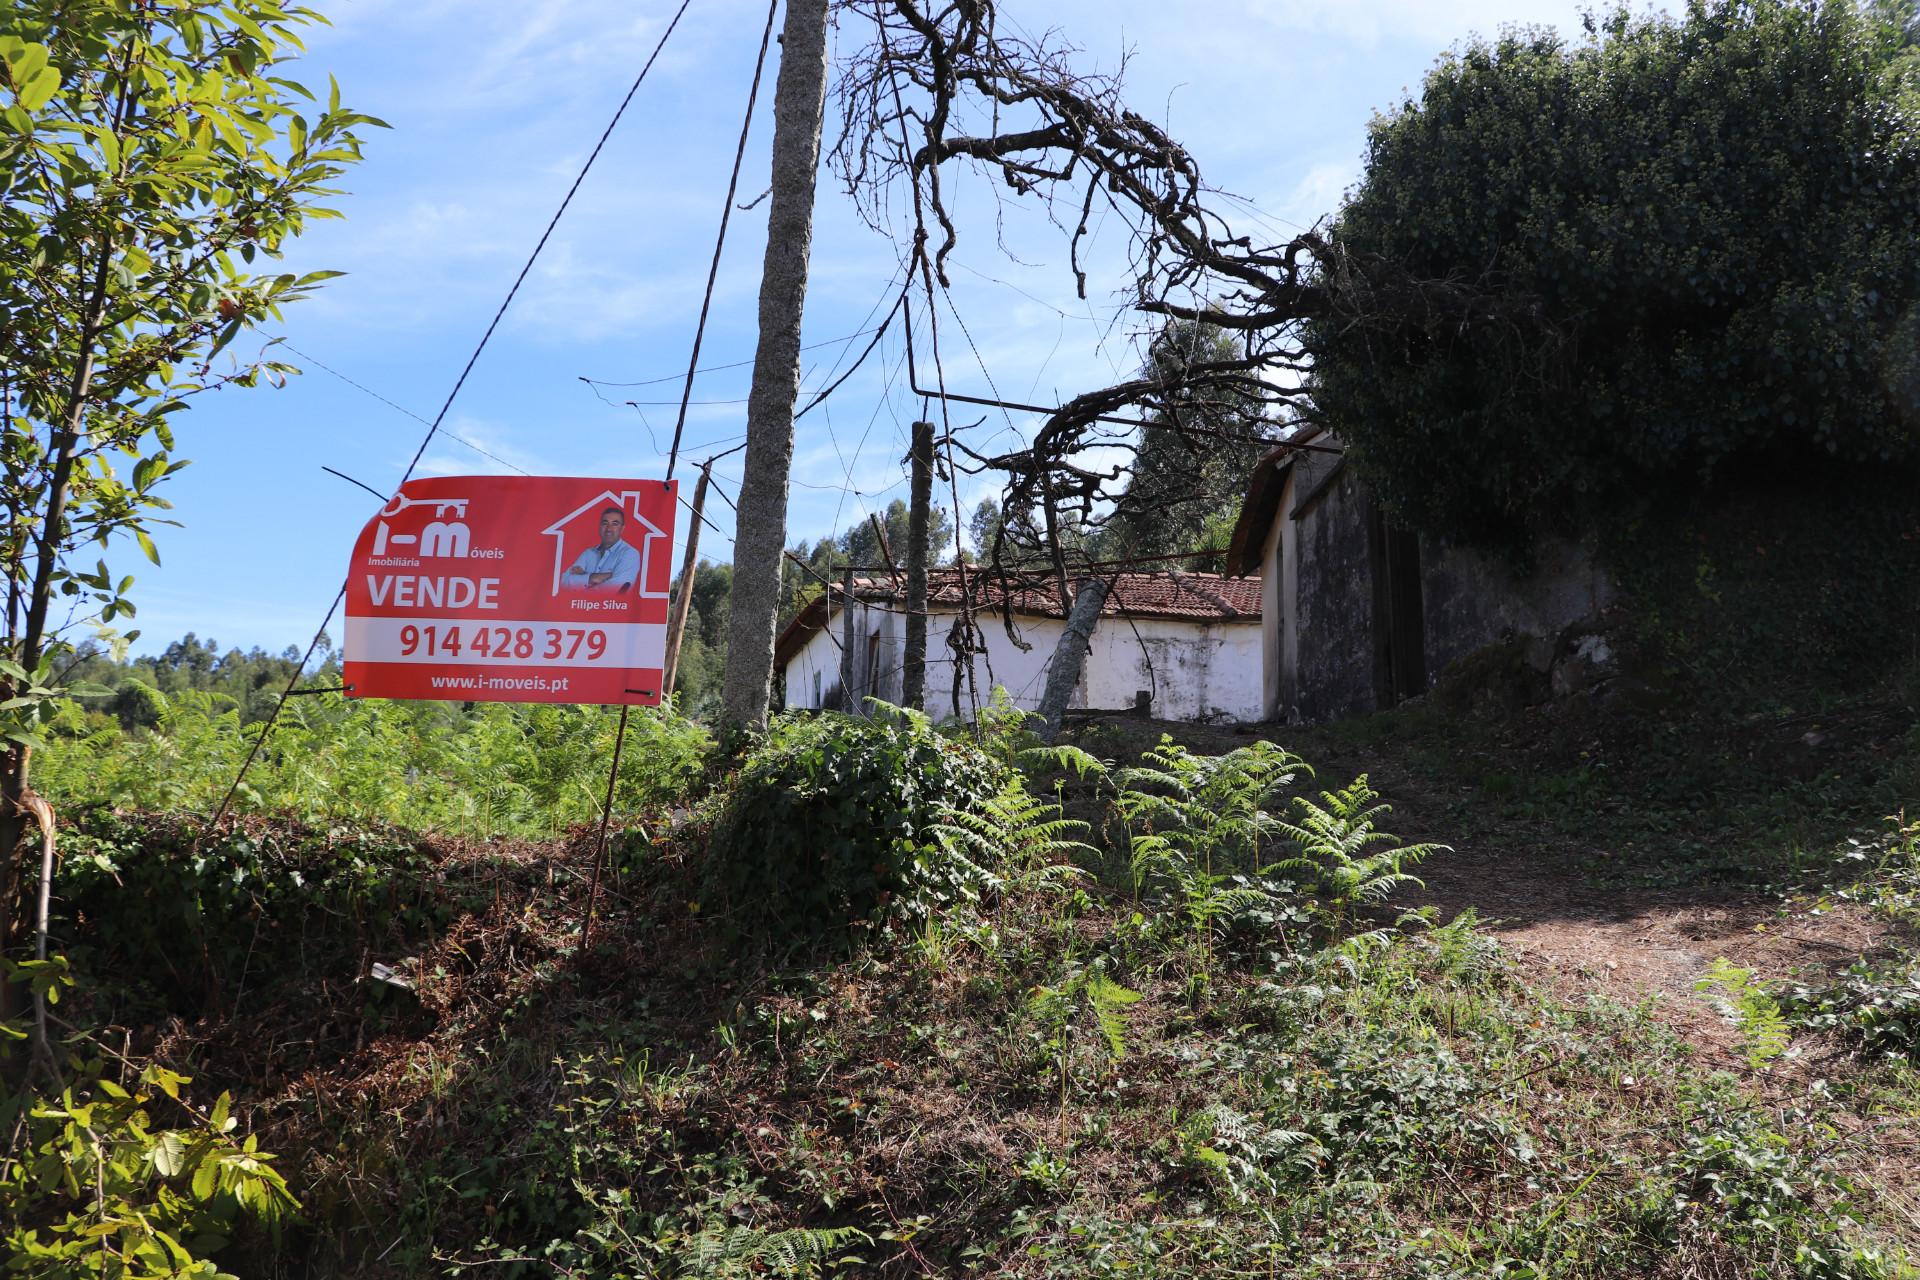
[1277,467,1611,723]
[1420,537,1614,682]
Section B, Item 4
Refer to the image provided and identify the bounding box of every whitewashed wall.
[1084,617,1263,723]
[782,601,1263,723]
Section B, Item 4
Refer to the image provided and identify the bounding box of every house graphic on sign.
[541,491,669,597]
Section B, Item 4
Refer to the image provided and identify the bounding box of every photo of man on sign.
[563,507,641,592]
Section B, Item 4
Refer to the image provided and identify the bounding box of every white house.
[775,570,1265,723]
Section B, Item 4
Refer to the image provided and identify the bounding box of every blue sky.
[128,0,1598,657]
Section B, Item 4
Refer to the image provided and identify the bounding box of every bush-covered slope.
[8,707,1919,1277]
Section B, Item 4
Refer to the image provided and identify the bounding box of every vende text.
[364,575,502,610]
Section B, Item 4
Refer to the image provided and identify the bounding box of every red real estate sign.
[344,475,678,705]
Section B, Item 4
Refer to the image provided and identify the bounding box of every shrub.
[703,708,1005,946]
[54,811,438,1011]
[1780,958,1920,1061]
[34,693,712,837]
[1312,0,1920,550]
[1,1058,296,1277]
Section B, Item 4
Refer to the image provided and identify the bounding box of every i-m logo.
[371,493,471,558]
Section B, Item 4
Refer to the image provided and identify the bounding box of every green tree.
[968,493,1094,571]
[0,2,378,969]
[1308,0,1920,549]
[1104,321,1276,565]
[1868,0,1920,108]
[62,632,322,728]
[775,502,957,632]
[669,561,732,720]
[840,497,952,570]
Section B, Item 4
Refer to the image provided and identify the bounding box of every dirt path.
[1414,827,1893,1061]
[1074,715,1907,1065]
[1329,743,1906,1067]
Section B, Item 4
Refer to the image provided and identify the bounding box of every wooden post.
[1038,473,1073,615]
[839,563,857,713]
[660,464,710,699]
[903,421,933,711]
[868,511,898,583]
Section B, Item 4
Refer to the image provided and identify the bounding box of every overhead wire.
[794,287,905,422]
[879,26,986,721]
[817,317,913,561]
[282,339,533,475]
[665,0,780,480]
[577,322,892,389]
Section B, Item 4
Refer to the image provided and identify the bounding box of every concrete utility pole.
[721,0,832,729]
[902,421,933,710]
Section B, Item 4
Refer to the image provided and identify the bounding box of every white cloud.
[1240,0,1590,48]
[415,416,543,477]
[1275,159,1361,229]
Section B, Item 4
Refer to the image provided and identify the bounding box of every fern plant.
[1106,737,1308,974]
[932,770,1094,889]
[671,1222,871,1278]
[1174,1104,1317,1205]
[1272,775,1444,936]
[1028,967,1144,1137]
[1696,957,1793,1069]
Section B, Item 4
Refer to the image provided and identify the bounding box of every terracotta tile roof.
[775,569,1261,666]
[888,569,1259,621]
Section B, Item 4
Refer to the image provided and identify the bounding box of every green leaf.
[192,1155,219,1200]
[16,65,59,112]
[147,1066,191,1101]
[4,40,48,85]
[153,1132,188,1178]
[135,528,161,566]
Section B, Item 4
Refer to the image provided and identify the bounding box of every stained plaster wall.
[1083,617,1263,723]
[1291,460,1380,722]
[782,598,905,712]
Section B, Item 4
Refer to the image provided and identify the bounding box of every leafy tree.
[1104,321,1276,565]
[63,632,322,728]
[0,3,378,968]
[1308,0,1920,549]
[968,493,1094,571]
[669,561,731,720]
[1868,0,1920,108]
[840,497,952,570]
